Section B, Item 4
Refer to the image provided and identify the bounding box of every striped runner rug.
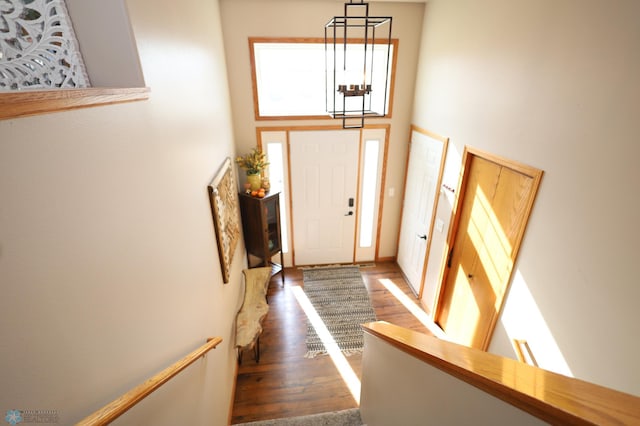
[302,266,377,358]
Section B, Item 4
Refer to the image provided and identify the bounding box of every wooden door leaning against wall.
[434,147,543,350]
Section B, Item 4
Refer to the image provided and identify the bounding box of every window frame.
[249,37,398,121]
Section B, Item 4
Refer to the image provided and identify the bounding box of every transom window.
[249,37,397,120]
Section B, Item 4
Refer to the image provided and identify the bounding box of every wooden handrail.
[76,337,222,426]
[362,322,640,425]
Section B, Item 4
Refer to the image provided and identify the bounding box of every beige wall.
[66,0,146,87]
[0,0,243,424]
[219,0,425,259]
[413,0,640,395]
[360,333,545,426]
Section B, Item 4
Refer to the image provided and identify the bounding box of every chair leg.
[237,347,243,365]
[254,337,260,363]
[280,253,285,287]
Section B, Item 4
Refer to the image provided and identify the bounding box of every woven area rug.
[302,266,377,358]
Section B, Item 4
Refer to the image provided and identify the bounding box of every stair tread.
[233,408,363,425]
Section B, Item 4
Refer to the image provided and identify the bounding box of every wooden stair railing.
[76,337,222,426]
[362,322,640,425]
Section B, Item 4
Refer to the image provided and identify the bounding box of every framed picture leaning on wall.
[208,158,241,283]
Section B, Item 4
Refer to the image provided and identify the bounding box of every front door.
[435,148,543,350]
[397,129,446,296]
[289,130,360,265]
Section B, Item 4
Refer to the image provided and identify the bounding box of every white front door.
[397,130,445,295]
[290,130,359,265]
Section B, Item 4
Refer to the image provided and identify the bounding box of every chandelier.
[325,0,392,129]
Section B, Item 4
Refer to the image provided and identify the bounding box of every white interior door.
[290,130,359,265]
[397,130,445,295]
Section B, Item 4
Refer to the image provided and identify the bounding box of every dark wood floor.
[230,262,434,424]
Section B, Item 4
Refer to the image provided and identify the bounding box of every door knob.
[345,211,353,216]
[417,234,427,240]
[468,274,473,278]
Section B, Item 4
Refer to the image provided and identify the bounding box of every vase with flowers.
[235,148,269,191]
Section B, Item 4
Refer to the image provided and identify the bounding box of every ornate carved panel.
[0,0,90,91]
[208,158,241,284]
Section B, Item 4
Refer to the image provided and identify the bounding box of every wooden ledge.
[0,87,150,120]
[362,321,640,425]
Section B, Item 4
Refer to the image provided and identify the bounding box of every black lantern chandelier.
[325,0,392,129]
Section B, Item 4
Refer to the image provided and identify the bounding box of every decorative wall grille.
[0,0,90,91]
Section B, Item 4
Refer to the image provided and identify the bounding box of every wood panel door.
[397,128,447,296]
[435,148,543,350]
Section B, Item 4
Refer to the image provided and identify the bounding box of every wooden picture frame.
[208,158,241,283]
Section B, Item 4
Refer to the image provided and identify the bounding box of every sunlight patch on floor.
[292,286,361,404]
[378,278,448,340]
